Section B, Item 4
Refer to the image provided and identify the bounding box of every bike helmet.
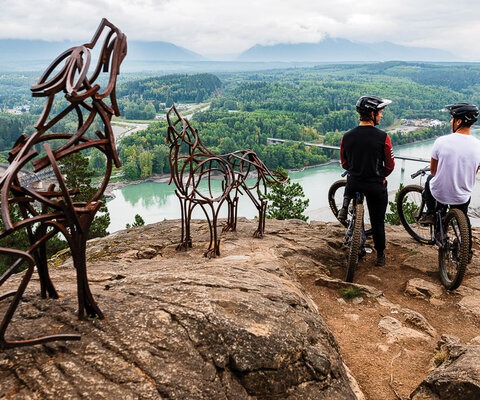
[356,95,392,114]
[444,103,479,125]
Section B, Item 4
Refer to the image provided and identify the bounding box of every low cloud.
[0,0,477,60]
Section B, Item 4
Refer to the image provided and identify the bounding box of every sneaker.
[375,253,386,267]
[337,207,347,222]
[419,214,434,225]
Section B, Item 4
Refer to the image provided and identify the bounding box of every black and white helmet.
[356,95,392,114]
[445,103,479,125]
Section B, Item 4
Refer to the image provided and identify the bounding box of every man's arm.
[340,138,349,170]
[430,157,438,176]
[383,135,395,176]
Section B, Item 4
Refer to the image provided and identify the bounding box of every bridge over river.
[266,138,430,167]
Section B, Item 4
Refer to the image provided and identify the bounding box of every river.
[106,132,480,233]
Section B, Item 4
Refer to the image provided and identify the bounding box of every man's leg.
[337,179,354,222]
[422,175,436,213]
[365,181,388,266]
[418,175,436,224]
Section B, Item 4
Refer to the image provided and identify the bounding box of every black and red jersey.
[340,125,395,183]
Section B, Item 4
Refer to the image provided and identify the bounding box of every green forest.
[1,61,480,180]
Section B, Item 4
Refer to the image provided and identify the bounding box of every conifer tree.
[63,152,111,238]
[265,167,309,221]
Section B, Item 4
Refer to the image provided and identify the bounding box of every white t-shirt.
[430,132,480,205]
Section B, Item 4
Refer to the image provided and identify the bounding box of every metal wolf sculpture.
[0,18,126,348]
[166,106,287,258]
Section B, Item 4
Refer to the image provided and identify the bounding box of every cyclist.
[420,103,480,234]
[337,95,395,266]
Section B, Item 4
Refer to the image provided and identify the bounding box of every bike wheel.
[438,208,469,290]
[397,184,433,244]
[346,203,364,283]
[328,179,348,227]
[328,180,372,235]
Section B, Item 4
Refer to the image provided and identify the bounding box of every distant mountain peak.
[0,39,205,70]
[127,41,205,62]
[237,38,456,62]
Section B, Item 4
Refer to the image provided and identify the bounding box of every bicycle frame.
[433,205,448,247]
[328,171,373,237]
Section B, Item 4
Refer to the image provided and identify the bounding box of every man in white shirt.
[422,103,480,224]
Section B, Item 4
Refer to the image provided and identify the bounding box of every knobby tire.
[397,184,433,245]
[328,179,348,228]
[439,208,469,290]
[346,203,364,283]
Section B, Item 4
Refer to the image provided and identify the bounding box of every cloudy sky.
[1,0,478,60]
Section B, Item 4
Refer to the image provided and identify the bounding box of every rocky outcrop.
[1,218,479,399]
[410,335,480,400]
[0,219,359,399]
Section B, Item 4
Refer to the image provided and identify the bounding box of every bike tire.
[438,208,469,290]
[346,203,364,283]
[396,184,433,245]
[328,180,372,235]
[328,179,348,228]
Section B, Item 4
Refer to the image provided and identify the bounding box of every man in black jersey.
[338,96,395,266]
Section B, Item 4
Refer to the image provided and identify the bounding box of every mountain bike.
[328,175,373,235]
[396,166,471,290]
[328,173,371,282]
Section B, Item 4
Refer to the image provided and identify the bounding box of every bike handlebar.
[411,166,430,179]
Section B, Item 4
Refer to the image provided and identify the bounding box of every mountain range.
[0,37,457,71]
[0,39,206,70]
[237,37,455,62]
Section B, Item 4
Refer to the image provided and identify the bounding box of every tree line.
[116,73,223,120]
[115,63,466,180]
[0,62,478,182]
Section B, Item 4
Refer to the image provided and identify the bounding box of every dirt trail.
[301,224,480,400]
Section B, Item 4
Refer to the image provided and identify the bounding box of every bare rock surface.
[1,219,480,399]
[410,335,480,400]
[0,219,358,399]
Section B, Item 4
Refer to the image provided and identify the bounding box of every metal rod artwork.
[166,106,287,258]
[0,19,127,348]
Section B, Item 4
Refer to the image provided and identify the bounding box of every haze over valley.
[0,36,458,72]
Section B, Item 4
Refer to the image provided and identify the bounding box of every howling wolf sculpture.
[0,19,126,348]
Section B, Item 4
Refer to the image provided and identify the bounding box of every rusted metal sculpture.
[166,106,286,257]
[0,18,126,348]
